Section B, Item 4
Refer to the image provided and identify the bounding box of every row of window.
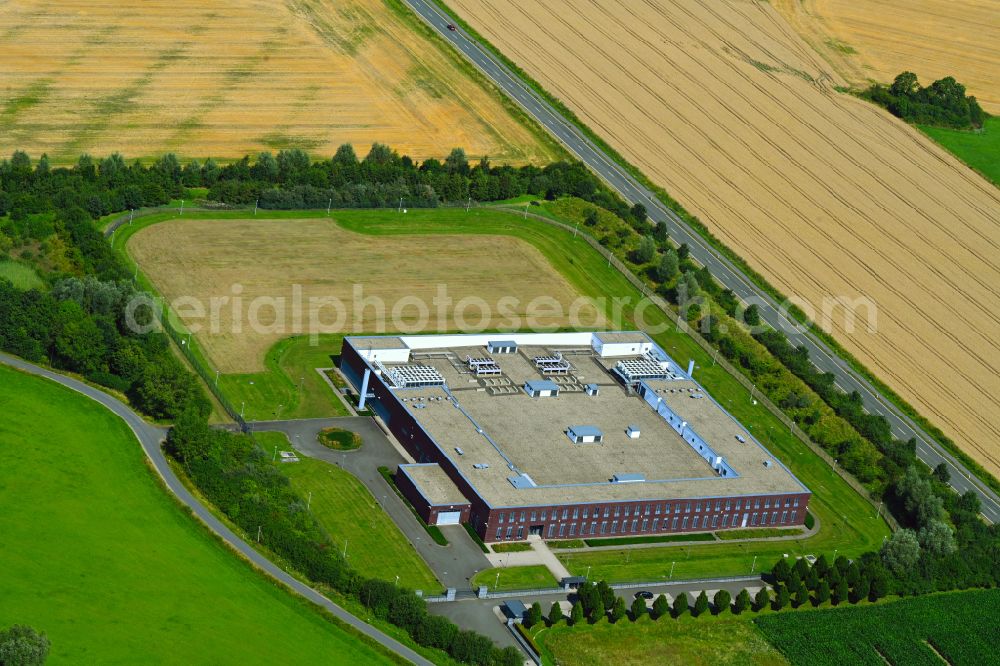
[494,496,801,524]
[493,510,800,540]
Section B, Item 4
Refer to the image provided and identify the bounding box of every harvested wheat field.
[128,217,592,373]
[449,0,1000,476]
[0,0,556,163]
[773,0,1000,113]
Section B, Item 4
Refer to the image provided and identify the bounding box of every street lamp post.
[669,561,675,579]
[751,555,758,574]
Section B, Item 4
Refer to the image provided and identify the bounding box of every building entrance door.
[529,525,544,537]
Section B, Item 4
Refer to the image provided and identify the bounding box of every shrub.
[548,602,564,626]
[754,587,770,612]
[714,589,731,615]
[0,625,49,666]
[630,597,646,621]
[733,589,751,615]
[652,594,669,620]
[590,597,605,624]
[672,593,688,618]
[692,590,709,617]
[610,597,627,624]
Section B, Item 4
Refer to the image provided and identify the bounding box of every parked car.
[634,590,654,600]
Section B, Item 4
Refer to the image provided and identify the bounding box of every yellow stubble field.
[773,0,1000,113]
[448,0,1000,476]
[0,0,557,162]
[127,217,593,373]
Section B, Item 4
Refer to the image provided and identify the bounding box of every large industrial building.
[340,332,810,543]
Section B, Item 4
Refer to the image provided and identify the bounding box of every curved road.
[402,0,999,523]
[0,353,432,666]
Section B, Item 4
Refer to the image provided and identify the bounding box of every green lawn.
[278,453,442,593]
[217,334,349,422]
[534,614,787,666]
[471,565,558,592]
[491,543,533,553]
[919,116,999,186]
[0,366,396,665]
[716,527,804,541]
[116,206,890,583]
[0,259,43,289]
[584,533,715,547]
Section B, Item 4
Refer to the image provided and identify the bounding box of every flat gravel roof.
[378,337,807,508]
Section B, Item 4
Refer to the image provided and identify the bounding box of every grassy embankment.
[121,207,889,582]
[262,438,441,593]
[0,366,397,664]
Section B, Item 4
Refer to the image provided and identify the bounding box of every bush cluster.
[862,72,986,129]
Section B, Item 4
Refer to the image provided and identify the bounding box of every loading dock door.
[437,511,462,525]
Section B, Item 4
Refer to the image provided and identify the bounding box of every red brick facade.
[395,465,471,526]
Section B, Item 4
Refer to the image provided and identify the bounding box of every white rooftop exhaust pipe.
[358,368,371,410]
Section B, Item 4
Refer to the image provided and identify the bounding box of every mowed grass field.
[535,615,787,666]
[126,210,596,374]
[920,117,1000,187]
[0,0,558,163]
[216,334,350,423]
[275,451,442,593]
[0,366,395,664]
[447,0,1000,479]
[470,566,558,592]
[774,0,1000,113]
[124,206,890,582]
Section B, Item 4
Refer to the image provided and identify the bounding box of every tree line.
[862,72,986,129]
[521,553,893,633]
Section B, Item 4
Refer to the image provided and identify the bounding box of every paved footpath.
[486,536,571,581]
[0,354,432,666]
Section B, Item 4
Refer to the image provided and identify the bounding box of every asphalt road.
[0,354,432,666]
[402,0,1000,524]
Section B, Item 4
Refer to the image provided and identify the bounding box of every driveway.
[252,416,492,592]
